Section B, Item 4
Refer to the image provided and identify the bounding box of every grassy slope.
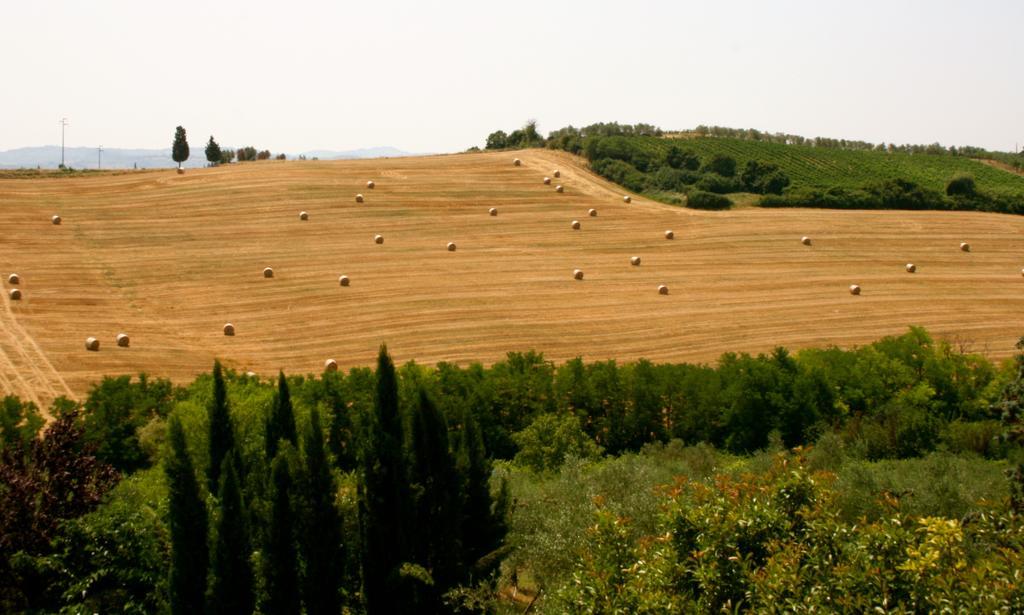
[642,136,1024,196]
[1,149,1024,406]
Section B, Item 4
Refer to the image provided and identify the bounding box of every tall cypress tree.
[266,371,297,461]
[264,452,300,615]
[165,417,208,615]
[405,387,460,609]
[456,408,507,581]
[207,457,254,615]
[299,407,344,615]
[172,126,190,169]
[204,136,222,166]
[207,360,234,494]
[359,344,410,614]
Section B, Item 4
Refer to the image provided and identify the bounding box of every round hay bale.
[223,323,235,336]
[849,284,861,296]
[176,168,185,175]
[245,371,257,378]
[7,273,19,285]
[553,170,561,178]
[447,242,457,252]
[338,275,350,287]
[801,236,812,246]
[630,256,641,266]
[374,234,384,244]
[658,284,669,295]
[366,180,375,189]
[8,288,21,301]
[960,242,970,252]
[355,194,364,203]
[489,207,498,216]
[664,230,674,240]
[571,220,580,230]
[1021,268,1024,277]
[85,337,99,351]
[588,208,597,217]
[543,177,551,185]
[513,158,521,166]
[52,215,62,225]
[906,263,916,273]
[555,185,564,193]
[263,267,274,278]
[324,358,338,372]
[623,195,632,203]
[573,269,584,280]
[116,333,130,347]
[299,211,309,220]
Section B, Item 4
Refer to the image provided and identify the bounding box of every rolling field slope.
[1,149,1023,406]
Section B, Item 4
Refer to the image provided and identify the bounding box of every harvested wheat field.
[1,149,1023,406]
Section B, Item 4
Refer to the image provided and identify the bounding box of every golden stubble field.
[1,149,1023,408]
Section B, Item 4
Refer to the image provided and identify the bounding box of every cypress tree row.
[207,360,233,494]
[359,344,412,615]
[298,406,344,615]
[207,457,254,615]
[164,417,208,615]
[406,386,461,606]
[264,452,300,615]
[457,407,508,580]
[266,371,297,460]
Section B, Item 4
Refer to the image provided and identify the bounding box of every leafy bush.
[686,190,732,210]
[590,158,648,193]
[695,173,743,194]
[512,413,603,473]
[740,160,790,194]
[946,173,976,197]
[702,153,737,177]
[665,145,700,170]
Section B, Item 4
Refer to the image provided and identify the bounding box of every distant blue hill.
[0,145,416,169]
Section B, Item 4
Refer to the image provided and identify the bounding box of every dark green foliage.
[695,173,742,194]
[171,126,189,167]
[740,160,790,194]
[236,146,258,162]
[0,395,42,452]
[457,408,508,580]
[164,417,207,615]
[298,407,344,615]
[0,410,119,612]
[219,148,234,164]
[512,412,603,472]
[204,136,222,166]
[405,387,460,608]
[207,457,254,615]
[702,153,737,177]
[665,144,700,170]
[266,371,297,460]
[947,173,977,196]
[995,337,1024,512]
[83,374,176,473]
[651,166,700,191]
[207,360,233,493]
[264,452,300,615]
[589,158,648,192]
[360,344,412,614]
[686,190,732,210]
[485,130,508,150]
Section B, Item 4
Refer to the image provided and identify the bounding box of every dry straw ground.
[1,149,1022,406]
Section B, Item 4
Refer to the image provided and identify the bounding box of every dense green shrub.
[686,190,732,210]
[695,173,743,194]
[702,153,737,177]
[665,144,700,170]
[512,413,603,473]
[946,173,977,196]
[740,160,790,194]
[590,158,648,193]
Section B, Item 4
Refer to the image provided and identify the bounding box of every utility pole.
[59,117,69,168]
[98,145,103,170]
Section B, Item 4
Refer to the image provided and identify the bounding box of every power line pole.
[98,145,103,170]
[59,117,69,168]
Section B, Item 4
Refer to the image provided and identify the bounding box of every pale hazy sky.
[2,0,1021,153]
